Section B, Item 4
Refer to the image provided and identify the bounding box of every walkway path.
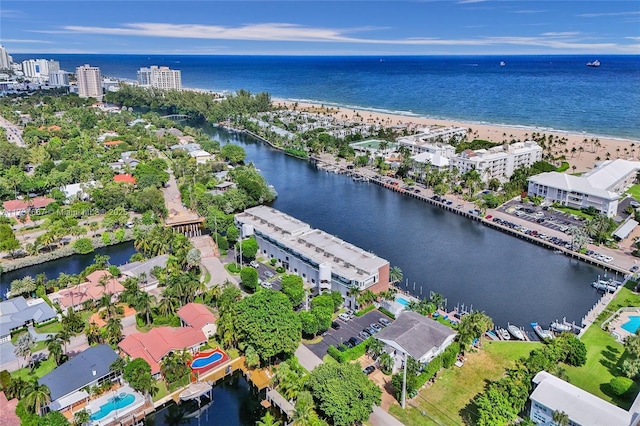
[190,236,238,288]
[295,344,322,372]
[27,325,54,342]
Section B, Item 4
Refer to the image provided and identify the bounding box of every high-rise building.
[76,64,102,100]
[137,65,182,90]
[21,59,60,81]
[49,70,70,87]
[0,45,12,70]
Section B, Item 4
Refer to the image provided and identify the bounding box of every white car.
[338,313,350,321]
[250,261,260,268]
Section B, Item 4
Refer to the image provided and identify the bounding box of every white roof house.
[61,181,99,201]
[528,159,640,217]
[529,371,637,426]
[411,152,450,169]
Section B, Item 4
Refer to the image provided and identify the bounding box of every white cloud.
[1,38,53,43]
[511,10,547,14]
[541,32,581,37]
[626,36,640,40]
[578,11,640,18]
[457,0,485,4]
[0,9,24,18]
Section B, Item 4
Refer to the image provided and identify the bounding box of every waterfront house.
[119,326,207,377]
[375,311,457,367]
[119,254,169,289]
[49,270,123,312]
[39,344,120,414]
[527,159,640,218]
[2,197,55,218]
[0,296,57,343]
[177,303,217,338]
[529,371,640,425]
[235,206,390,303]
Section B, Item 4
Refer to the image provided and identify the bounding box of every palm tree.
[86,322,103,345]
[379,352,394,374]
[257,412,282,426]
[134,291,156,325]
[291,391,316,426]
[56,329,72,354]
[98,292,116,320]
[157,294,178,317]
[105,317,123,345]
[368,338,385,359]
[23,382,51,415]
[430,292,445,310]
[14,333,35,369]
[552,410,569,426]
[73,409,91,426]
[389,266,403,285]
[457,311,494,350]
[46,335,64,366]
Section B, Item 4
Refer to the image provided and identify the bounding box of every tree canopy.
[281,274,305,306]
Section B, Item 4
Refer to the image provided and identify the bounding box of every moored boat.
[498,328,510,340]
[531,322,554,340]
[587,59,601,67]
[508,324,525,340]
[550,321,572,333]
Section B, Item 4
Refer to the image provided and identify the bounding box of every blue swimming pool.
[622,316,640,334]
[397,297,409,306]
[90,393,135,421]
[191,351,224,369]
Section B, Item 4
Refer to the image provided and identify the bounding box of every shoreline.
[271,97,640,173]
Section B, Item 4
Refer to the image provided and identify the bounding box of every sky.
[1,0,639,55]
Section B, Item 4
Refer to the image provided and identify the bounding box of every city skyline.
[1,1,639,55]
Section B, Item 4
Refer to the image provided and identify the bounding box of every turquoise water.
[397,297,409,306]
[191,351,224,369]
[622,316,640,334]
[90,393,135,421]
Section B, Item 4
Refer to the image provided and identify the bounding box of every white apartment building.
[235,206,390,302]
[48,70,69,86]
[528,159,640,217]
[76,64,102,100]
[450,141,543,182]
[137,65,182,90]
[0,45,12,70]
[22,59,60,82]
[398,127,467,154]
[529,371,639,426]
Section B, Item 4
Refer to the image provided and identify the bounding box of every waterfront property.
[375,311,457,367]
[529,371,640,426]
[349,139,398,158]
[137,65,182,90]
[235,206,390,299]
[87,385,146,425]
[49,270,123,312]
[38,345,120,415]
[190,348,229,376]
[177,303,217,338]
[397,126,467,152]
[119,254,169,289]
[0,296,57,343]
[528,159,640,217]
[118,326,206,377]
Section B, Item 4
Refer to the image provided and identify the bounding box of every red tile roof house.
[0,391,20,426]
[49,270,124,312]
[113,173,137,184]
[2,197,55,218]
[177,303,217,338]
[119,326,207,378]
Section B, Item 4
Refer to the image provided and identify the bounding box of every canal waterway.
[208,125,607,329]
[0,242,136,297]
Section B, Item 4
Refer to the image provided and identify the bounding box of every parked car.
[250,260,260,268]
[361,329,372,337]
[365,326,377,335]
[338,313,351,321]
[359,331,370,340]
[379,318,391,326]
[260,280,272,289]
[631,265,639,272]
[363,365,375,375]
[264,271,274,278]
[331,321,341,330]
[348,337,363,346]
[371,323,382,331]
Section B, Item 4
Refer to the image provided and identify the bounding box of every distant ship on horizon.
[587,59,601,67]
[500,61,506,67]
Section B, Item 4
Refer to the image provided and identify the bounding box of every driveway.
[304,310,391,359]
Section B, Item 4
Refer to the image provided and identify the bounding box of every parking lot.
[304,310,391,359]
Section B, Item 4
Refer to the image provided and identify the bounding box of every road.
[0,115,26,147]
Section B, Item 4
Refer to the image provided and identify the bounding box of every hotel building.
[21,59,59,82]
[137,65,182,90]
[48,70,69,87]
[235,206,390,300]
[527,159,640,218]
[450,141,542,182]
[0,45,12,70]
[397,127,467,154]
[76,64,102,100]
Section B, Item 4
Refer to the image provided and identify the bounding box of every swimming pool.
[622,316,640,334]
[90,393,135,421]
[397,297,409,306]
[191,349,229,373]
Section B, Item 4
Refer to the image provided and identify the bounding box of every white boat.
[592,279,618,293]
[498,328,510,340]
[508,324,526,340]
[531,322,554,340]
[500,61,506,67]
[587,59,601,67]
[550,321,572,333]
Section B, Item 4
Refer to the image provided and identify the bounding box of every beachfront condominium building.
[398,127,467,154]
[0,45,12,70]
[235,206,390,302]
[21,59,60,82]
[76,64,102,100]
[529,371,640,425]
[48,70,69,86]
[137,65,182,90]
[450,141,543,182]
[528,159,640,217]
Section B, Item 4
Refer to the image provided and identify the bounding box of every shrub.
[610,376,634,396]
[240,267,259,290]
[270,258,277,266]
[275,266,285,273]
[327,339,370,363]
[378,308,395,319]
[215,235,229,251]
[355,305,375,317]
[73,237,94,254]
[441,343,460,369]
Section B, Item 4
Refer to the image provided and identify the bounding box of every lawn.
[627,184,640,201]
[10,357,57,381]
[153,380,169,402]
[389,340,540,426]
[564,282,640,409]
[552,205,593,220]
[36,321,63,335]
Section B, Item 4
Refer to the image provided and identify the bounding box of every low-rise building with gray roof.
[375,311,457,364]
[119,254,169,289]
[0,297,57,343]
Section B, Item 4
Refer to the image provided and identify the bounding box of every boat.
[508,324,526,340]
[485,330,500,341]
[531,322,554,340]
[587,59,600,67]
[550,321,572,333]
[591,278,619,293]
[500,61,506,67]
[498,328,510,340]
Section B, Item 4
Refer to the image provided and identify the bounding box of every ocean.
[12,54,640,139]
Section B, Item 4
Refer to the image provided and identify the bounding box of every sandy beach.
[273,98,640,174]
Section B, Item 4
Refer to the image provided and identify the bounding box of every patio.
[85,385,146,426]
[605,308,640,342]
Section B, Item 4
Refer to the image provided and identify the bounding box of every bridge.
[161,114,189,121]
